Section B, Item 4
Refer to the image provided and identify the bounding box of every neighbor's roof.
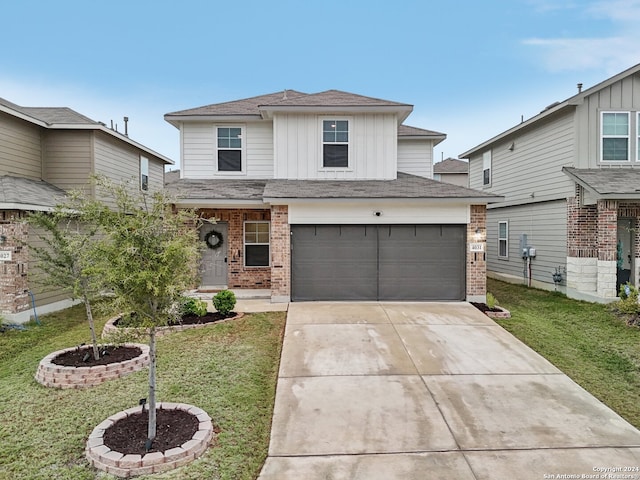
[461,62,640,158]
[0,175,67,210]
[563,167,640,199]
[434,158,468,174]
[0,97,174,165]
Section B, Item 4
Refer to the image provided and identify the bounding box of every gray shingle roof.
[0,175,67,208]
[563,167,640,196]
[165,177,268,200]
[398,125,445,137]
[434,158,469,174]
[0,97,97,125]
[165,91,308,117]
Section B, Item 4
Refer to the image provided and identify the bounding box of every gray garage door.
[291,224,466,301]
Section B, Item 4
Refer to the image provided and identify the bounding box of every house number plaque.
[469,243,485,253]
[0,250,12,261]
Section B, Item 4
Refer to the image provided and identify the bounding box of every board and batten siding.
[397,139,433,178]
[486,200,567,286]
[273,113,397,180]
[181,121,274,179]
[0,112,42,179]
[42,130,92,192]
[469,110,576,203]
[576,73,640,167]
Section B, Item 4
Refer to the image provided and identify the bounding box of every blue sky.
[2,0,640,169]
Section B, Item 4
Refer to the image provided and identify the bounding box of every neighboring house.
[0,97,173,322]
[165,89,500,303]
[433,157,469,186]
[461,62,640,302]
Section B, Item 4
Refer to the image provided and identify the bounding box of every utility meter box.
[528,247,536,257]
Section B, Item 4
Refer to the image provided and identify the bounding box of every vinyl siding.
[28,224,72,308]
[469,110,576,203]
[0,112,42,179]
[273,113,397,180]
[397,139,432,178]
[486,200,566,286]
[181,121,274,179]
[576,73,640,167]
[42,130,92,192]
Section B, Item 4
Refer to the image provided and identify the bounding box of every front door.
[200,223,228,287]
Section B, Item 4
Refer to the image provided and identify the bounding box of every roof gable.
[434,158,468,174]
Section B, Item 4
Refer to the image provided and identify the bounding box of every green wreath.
[204,230,224,250]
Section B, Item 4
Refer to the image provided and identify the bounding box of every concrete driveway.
[258,302,640,480]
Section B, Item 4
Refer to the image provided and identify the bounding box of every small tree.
[92,178,201,444]
[27,196,102,360]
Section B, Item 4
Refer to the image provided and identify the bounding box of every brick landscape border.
[101,313,244,339]
[485,307,511,319]
[86,402,214,477]
[35,343,150,389]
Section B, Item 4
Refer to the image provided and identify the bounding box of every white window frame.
[498,221,508,259]
[216,125,246,175]
[601,111,630,162]
[482,150,492,186]
[140,156,149,191]
[320,117,351,170]
[244,221,270,267]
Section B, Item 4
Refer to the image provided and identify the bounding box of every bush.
[616,282,640,315]
[180,297,208,317]
[486,292,499,310]
[213,290,236,316]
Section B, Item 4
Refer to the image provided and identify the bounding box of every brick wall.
[597,200,618,262]
[466,205,487,299]
[270,205,290,301]
[567,188,597,258]
[198,208,271,289]
[0,210,30,315]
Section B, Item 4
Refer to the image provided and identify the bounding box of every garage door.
[291,225,465,301]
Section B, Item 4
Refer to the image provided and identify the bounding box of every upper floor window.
[244,221,270,267]
[601,112,629,161]
[140,156,149,191]
[482,150,492,186]
[217,127,243,172]
[322,120,349,168]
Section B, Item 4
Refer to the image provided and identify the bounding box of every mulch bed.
[177,312,237,325]
[51,345,142,367]
[470,302,503,314]
[103,408,199,455]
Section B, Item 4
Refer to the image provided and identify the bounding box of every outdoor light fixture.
[474,228,485,242]
[0,235,6,245]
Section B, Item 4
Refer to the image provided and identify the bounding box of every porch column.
[270,205,290,303]
[597,199,618,299]
[0,211,30,316]
[466,205,486,302]
[566,188,598,293]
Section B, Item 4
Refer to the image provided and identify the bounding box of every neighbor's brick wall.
[270,205,290,300]
[0,211,30,315]
[466,205,486,298]
[198,209,271,289]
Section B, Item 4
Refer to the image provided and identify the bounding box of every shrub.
[213,290,236,316]
[486,292,499,310]
[180,297,208,317]
[616,282,640,315]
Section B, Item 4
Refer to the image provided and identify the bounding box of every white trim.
[0,203,56,211]
[498,220,508,259]
[319,117,352,171]
[215,124,246,175]
[243,220,270,267]
[600,111,631,162]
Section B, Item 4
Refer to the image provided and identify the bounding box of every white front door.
[200,223,228,286]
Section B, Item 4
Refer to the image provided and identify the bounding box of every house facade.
[462,63,640,302]
[165,90,500,303]
[0,98,172,322]
[433,157,469,186]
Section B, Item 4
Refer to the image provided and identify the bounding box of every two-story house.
[165,90,500,303]
[461,63,640,302]
[433,158,469,186]
[0,97,172,322]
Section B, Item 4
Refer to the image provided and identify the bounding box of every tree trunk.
[147,325,157,442]
[82,286,100,361]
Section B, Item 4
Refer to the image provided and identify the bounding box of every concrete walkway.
[258,302,640,480]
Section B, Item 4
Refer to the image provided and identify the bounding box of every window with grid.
[498,221,508,258]
[217,127,243,171]
[601,112,629,161]
[322,120,349,168]
[244,221,270,267]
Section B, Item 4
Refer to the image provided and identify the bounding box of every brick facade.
[198,208,271,289]
[567,187,597,258]
[270,205,290,302]
[0,210,30,315]
[466,205,487,301]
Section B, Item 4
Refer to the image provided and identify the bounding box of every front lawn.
[489,278,640,428]
[0,305,286,480]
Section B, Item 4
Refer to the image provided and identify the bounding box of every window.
[498,221,508,258]
[217,127,242,171]
[322,120,349,168]
[482,150,492,185]
[140,156,149,191]
[601,112,629,161]
[244,221,270,267]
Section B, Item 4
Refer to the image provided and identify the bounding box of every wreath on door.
[204,230,224,250]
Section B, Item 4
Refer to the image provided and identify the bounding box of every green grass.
[489,278,640,428]
[0,305,285,480]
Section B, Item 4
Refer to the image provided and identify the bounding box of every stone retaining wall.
[35,343,150,389]
[102,313,243,339]
[86,402,214,477]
